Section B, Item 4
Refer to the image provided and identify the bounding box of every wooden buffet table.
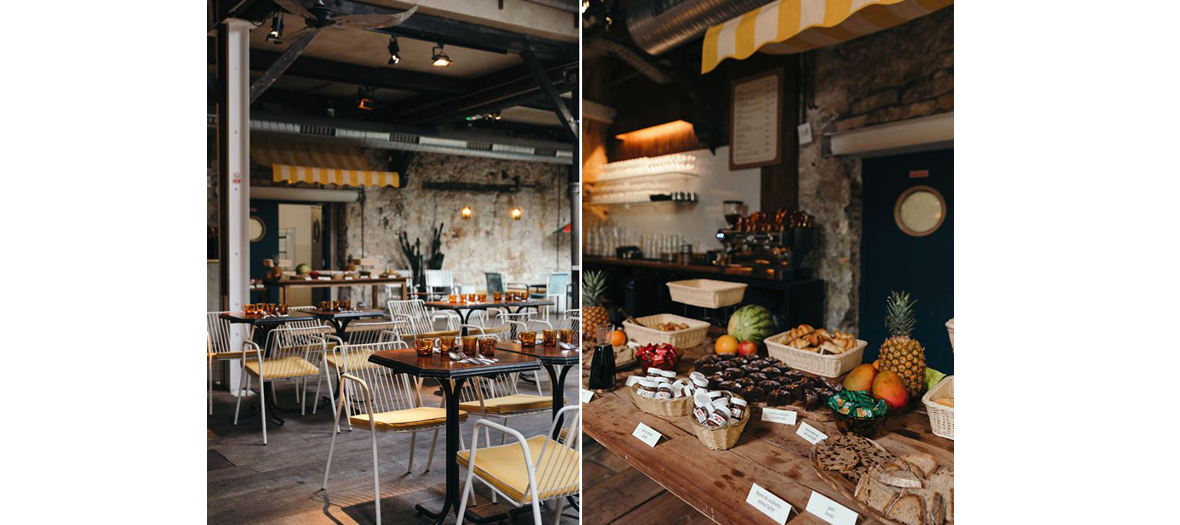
[581,333,953,525]
[262,275,410,305]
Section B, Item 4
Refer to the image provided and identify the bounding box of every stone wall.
[341,153,572,295]
[798,6,953,332]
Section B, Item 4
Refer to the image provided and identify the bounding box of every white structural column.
[218,19,252,394]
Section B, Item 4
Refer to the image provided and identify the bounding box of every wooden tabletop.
[369,347,541,379]
[218,311,314,325]
[424,299,555,310]
[302,308,386,320]
[582,333,953,525]
[263,276,410,287]
[495,340,580,365]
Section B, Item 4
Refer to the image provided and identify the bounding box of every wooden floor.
[208,367,579,525]
[582,437,714,525]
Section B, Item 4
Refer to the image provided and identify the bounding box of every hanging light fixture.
[387,36,401,65]
[266,14,284,44]
[431,43,452,67]
[510,207,523,221]
[460,206,473,219]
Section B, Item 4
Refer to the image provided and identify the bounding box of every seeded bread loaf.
[878,469,924,489]
[885,494,926,525]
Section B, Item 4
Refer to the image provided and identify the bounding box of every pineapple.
[878,291,926,397]
[582,270,610,339]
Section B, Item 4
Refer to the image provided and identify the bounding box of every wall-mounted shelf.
[585,199,699,209]
[587,171,699,185]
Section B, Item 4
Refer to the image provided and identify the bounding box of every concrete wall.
[340,152,572,297]
[799,6,953,332]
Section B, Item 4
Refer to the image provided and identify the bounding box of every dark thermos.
[588,343,617,390]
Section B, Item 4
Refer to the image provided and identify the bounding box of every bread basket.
[764,332,867,378]
[689,394,750,450]
[921,375,954,440]
[629,384,693,417]
[666,279,748,309]
[623,313,710,349]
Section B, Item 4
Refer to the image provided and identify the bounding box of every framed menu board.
[730,69,784,170]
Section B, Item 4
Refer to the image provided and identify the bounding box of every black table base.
[414,377,468,525]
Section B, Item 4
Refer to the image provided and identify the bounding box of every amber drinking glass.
[277,304,289,315]
[448,294,459,304]
[340,300,351,311]
[477,293,487,303]
[438,336,457,353]
[542,329,557,347]
[559,328,575,345]
[520,331,537,347]
[319,301,330,310]
[493,291,503,302]
[461,336,478,356]
[264,303,275,315]
[415,337,435,356]
[478,337,497,357]
[244,304,256,315]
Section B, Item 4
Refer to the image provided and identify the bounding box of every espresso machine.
[715,202,816,280]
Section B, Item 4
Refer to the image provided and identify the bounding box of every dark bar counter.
[585,256,824,329]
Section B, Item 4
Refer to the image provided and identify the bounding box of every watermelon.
[727,305,776,343]
[295,263,312,275]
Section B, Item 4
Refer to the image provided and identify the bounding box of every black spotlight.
[266,15,284,44]
[387,36,401,65]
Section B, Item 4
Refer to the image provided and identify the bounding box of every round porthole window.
[249,216,266,242]
[894,186,945,237]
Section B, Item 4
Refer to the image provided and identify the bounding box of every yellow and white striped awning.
[701,0,953,74]
[250,139,400,188]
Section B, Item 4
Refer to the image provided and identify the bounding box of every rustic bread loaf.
[901,453,939,478]
[927,467,955,522]
[885,494,926,525]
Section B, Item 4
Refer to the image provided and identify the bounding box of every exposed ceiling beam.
[521,49,577,141]
[392,60,575,124]
[249,48,471,95]
[323,0,576,61]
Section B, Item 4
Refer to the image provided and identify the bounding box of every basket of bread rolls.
[764,324,867,378]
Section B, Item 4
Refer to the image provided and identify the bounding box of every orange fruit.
[714,334,739,355]
[610,329,626,347]
[872,359,881,370]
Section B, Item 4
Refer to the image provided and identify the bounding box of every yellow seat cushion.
[244,356,320,380]
[458,394,552,414]
[325,351,377,372]
[209,349,259,360]
[350,407,467,431]
[456,436,580,502]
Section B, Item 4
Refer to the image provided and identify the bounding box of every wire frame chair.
[207,311,257,416]
[558,309,581,339]
[424,269,454,300]
[457,405,582,525]
[387,299,461,336]
[503,317,554,396]
[322,321,411,431]
[322,341,463,525]
[232,325,334,445]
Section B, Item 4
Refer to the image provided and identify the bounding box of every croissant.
[819,342,845,355]
[797,324,815,334]
[790,337,812,349]
[814,328,832,339]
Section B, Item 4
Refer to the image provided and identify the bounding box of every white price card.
[805,491,858,525]
[746,483,794,524]
[580,389,595,404]
[632,422,663,448]
[798,122,814,145]
[344,277,353,280]
[796,422,827,444]
[318,277,331,281]
[761,407,798,426]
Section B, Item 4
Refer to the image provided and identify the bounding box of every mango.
[871,370,910,412]
[843,364,877,392]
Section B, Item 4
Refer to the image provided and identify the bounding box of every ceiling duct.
[627,0,776,56]
[583,36,673,84]
[520,0,580,13]
[207,112,572,165]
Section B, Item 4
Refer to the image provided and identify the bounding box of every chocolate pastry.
[821,378,844,392]
[728,357,748,367]
[740,386,766,403]
[803,389,820,410]
[722,367,744,380]
[764,357,784,367]
[761,366,783,377]
[736,377,756,389]
[718,380,742,394]
[696,362,722,376]
[747,359,769,368]
[758,380,782,392]
[767,388,792,406]
[816,389,834,402]
[707,373,725,390]
[696,355,719,365]
[786,384,804,402]
[747,372,768,383]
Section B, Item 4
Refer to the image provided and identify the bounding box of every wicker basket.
[666,279,748,309]
[689,394,751,450]
[764,332,867,378]
[629,384,693,417]
[946,318,954,351]
[921,375,954,440]
[623,314,710,349]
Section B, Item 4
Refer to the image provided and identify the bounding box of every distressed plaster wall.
[798,6,953,332]
[341,153,572,297]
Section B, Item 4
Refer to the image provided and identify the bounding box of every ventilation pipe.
[627,0,776,56]
[583,36,673,84]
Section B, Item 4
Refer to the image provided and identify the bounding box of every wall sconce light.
[460,206,473,219]
[510,207,523,220]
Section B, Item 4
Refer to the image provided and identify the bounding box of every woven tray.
[764,332,867,378]
[623,314,710,349]
[666,279,748,309]
[921,375,954,440]
[629,384,693,417]
[689,394,750,450]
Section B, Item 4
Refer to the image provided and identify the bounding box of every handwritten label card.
[344,276,353,280]
[632,422,663,448]
[805,491,858,525]
[761,407,798,426]
[318,277,331,281]
[746,483,794,524]
[796,422,827,444]
[580,389,595,404]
